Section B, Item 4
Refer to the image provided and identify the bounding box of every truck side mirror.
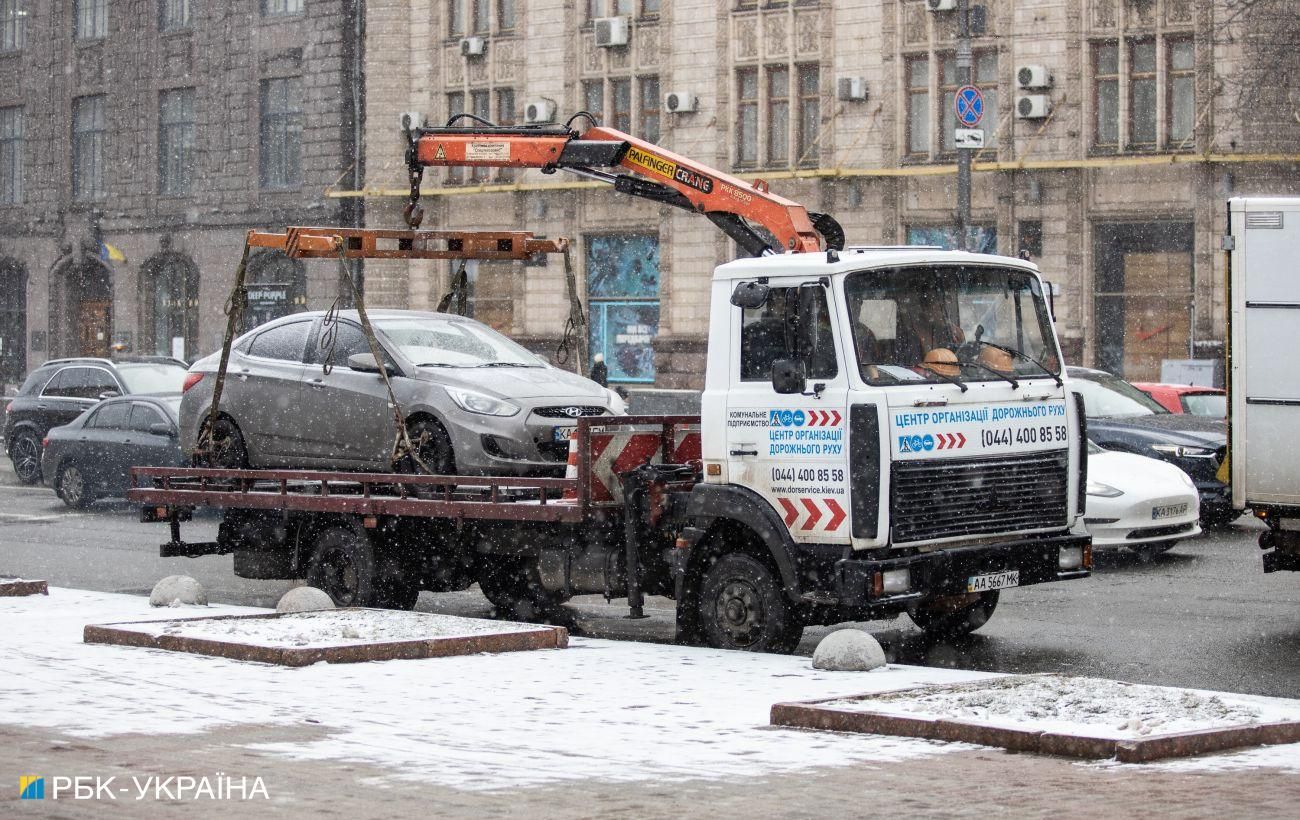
[730,281,770,309]
[1045,281,1060,321]
[771,358,807,394]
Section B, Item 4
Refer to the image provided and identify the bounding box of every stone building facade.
[0,0,361,385]
[360,0,1298,387]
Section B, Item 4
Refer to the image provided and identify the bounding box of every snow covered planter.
[771,674,1300,762]
[83,609,568,667]
[0,577,48,597]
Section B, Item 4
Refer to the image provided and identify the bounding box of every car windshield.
[1182,393,1226,417]
[844,265,1060,386]
[374,316,543,368]
[114,363,188,394]
[1072,372,1170,417]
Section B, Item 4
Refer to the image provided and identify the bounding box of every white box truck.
[1228,196,1300,572]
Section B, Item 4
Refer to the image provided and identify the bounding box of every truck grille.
[890,450,1070,543]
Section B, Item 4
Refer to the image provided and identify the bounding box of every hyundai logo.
[561,406,584,418]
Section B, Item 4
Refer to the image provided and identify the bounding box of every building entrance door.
[79,299,112,357]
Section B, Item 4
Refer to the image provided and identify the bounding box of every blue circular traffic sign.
[955,85,984,127]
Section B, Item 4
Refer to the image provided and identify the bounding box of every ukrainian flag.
[99,242,127,264]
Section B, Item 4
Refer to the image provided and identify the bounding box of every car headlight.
[446,387,519,417]
[1151,444,1215,458]
[1086,480,1123,498]
[605,388,628,415]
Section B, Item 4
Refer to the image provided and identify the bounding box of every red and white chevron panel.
[934,432,967,450]
[564,427,702,504]
[777,497,847,532]
[804,409,843,427]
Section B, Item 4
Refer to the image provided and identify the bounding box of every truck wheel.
[56,463,94,509]
[374,553,421,611]
[698,553,803,654]
[477,558,569,620]
[9,430,42,484]
[306,528,378,607]
[909,591,999,639]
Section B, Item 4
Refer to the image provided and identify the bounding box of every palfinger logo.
[19,776,45,800]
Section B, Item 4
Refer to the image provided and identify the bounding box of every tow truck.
[129,117,1091,652]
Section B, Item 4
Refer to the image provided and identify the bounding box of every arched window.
[243,251,307,332]
[141,251,199,360]
[0,258,26,381]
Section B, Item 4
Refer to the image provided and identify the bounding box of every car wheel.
[476,557,570,620]
[56,463,94,509]
[9,430,42,484]
[401,418,455,475]
[909,591,1000,639]
[306,528,378,608]
[697,553,803,654]
[195,416,249,470]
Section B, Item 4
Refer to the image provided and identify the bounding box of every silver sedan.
[179,310,624,476]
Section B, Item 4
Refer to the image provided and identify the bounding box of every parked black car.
[40,395,184,508]
[3,357,188,484]
[1067,366,1236,527]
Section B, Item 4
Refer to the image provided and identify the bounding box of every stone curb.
[83,609,569,667]
[771,678,1300,763]
[0,579,49,597]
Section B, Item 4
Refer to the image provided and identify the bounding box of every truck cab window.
[739,285,838,381]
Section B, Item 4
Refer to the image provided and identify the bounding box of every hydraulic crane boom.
[409,121,844,257]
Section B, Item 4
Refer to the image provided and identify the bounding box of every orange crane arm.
[410,122,843,256]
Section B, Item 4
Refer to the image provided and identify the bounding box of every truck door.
[725,281,850,543]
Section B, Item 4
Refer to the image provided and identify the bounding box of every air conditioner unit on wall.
[836,77,868,102]
[460,37,486,57]
[398,111,425,132]
[524,99,557,124]
[1016,65,1053,90]
[594,16,630,47]
[664,91,698,114]
[1016,94,1052,119]
[927,0,957,11]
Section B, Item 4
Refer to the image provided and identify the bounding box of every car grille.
[534,406,607,418]
[1126,522,1197,540]
[890,450,1070,543]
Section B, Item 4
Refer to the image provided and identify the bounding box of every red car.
[1131,383,1226,418]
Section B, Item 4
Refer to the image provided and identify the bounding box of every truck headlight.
[880,568,911,595]
[1086,480,1123,498]
[1151,444,1214,458]
[446,387,520,417]
[1059,546,1084,570]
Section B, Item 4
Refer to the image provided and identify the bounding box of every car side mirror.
[771,358,807,395]
[148,423,176,438]
[347,353,396,375]
[730,281,770,309]
[98,390,120,401]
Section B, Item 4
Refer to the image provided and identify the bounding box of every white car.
[1085,441,1201,557]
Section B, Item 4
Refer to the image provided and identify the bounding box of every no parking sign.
[955,85,984,127]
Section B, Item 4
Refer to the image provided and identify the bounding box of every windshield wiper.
[957,356,1020,389]
[917,365,969,393]
[972,339,1063,387]
[476,362,541,368]
[415,362,458,367]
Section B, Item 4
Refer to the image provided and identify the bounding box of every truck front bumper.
[834,532,1091,608]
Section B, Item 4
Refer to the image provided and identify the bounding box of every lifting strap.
[435,259,470,315]
[197,239,251,462]
[555,245,588,375]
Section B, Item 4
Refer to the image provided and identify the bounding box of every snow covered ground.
[821,674,1300,740]
[1,589,1297,791]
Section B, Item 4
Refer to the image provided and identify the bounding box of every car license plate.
[967,570,1020,593]
[1152,503,1188,520]
[553,426,576,443]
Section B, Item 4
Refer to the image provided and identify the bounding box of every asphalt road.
[2,465,1298,699]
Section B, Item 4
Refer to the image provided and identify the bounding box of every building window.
[260,77,302,188]
[0,107,20,205]
[611,78,632,133]
[796,64,819,165]
[449,0,464,35]
[906,55,930,155]
[263,0,303,16]
[587,234,660,384]
[72,95,106,201]
[583,80,604,122]
[639,76,660,143]
[158,88,194,195]
[445,91,465,183]
[766,66,789,165]
[243,252,307,331]
[75,0,107,40]
[642,0,660,17]
[496,88,515,125]
[472,0,489,33]
[1,0,25,51]
[588,0,634,20]
[158,0,189,31]
[469,90,491,181]
[142,252,198,359]
[1093,41,1119,147]
[1129,39,1157,146]
[498,0,515,32]
[1167,38,1195,146]
[736,67,758,165]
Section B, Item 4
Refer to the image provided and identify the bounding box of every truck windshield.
[844,265,1060,387]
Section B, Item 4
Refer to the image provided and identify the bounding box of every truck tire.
[306,528,379,608]
[374,552,421,611]
[909,591,999,639]
[697,553,803,654]
[477,557,570,620]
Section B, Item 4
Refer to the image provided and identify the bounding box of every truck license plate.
[553,426,576,443]
[967,570,1020,593]
[1152,503,1188,520]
